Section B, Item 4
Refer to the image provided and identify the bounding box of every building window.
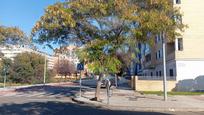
[145,54,151,62]
[156,52,158,60]
[159,71,162,77]
[156,50,162,60]
[178,38,183,51]
[160,50,163,58]
[138,64,142,70]
[155,34,161,43]
[169,69,174,77]
[158,50,161,58]
[151,72,153,77]
[176,0,181,4]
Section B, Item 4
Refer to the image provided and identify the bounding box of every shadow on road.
[15,85,81,97]
[0,101,172,115]
[14,84,95,98]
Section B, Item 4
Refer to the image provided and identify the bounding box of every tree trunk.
[65,75,67,82]
[91,73,103,101]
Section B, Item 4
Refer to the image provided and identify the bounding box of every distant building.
[0,45,56,69]
[54,45,80,65]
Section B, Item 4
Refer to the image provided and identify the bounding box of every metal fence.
[137,76,176,81]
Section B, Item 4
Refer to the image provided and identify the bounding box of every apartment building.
[54,45,80,66]
[0,45,57,69]
[137,0,204,81]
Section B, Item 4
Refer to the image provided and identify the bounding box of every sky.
[0,0,62,54]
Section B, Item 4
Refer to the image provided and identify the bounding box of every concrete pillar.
[131,76,135,89]
[135,76,138,91]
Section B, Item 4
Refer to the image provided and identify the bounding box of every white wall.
[176,60,204,81]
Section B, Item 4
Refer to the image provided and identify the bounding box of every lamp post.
[43,56,47,85]
[3,73,6,88]
[162,32,167,101]
[3,66,8,88]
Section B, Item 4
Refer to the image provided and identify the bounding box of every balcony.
[143,53,155,69]
[166,42,176,61]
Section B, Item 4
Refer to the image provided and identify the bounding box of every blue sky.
[0,0,62,54]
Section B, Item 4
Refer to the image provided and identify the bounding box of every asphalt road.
[0,84,203,115]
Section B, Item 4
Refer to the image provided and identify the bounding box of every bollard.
[3,67,7,88]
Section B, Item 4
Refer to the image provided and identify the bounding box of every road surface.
[0,84,203,115]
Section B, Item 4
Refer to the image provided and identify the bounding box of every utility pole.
[162,32,167,101]
[3,67,7,88]
[43,56,47,85]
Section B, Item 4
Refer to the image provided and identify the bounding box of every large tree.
[0,26,28,45]
[32,0,186,101]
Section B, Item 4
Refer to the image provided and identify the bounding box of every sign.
[77,63,84,71]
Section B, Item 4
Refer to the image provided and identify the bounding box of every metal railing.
[138,76,176,81]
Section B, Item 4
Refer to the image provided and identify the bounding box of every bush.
[0,52,54,84]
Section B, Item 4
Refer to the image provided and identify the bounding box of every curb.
[72,96,105,108]
[72,96,204,112]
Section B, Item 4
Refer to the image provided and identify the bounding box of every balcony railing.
[138,76,176,81]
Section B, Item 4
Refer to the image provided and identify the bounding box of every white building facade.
[0,45,56,69]
[138,0,204,81]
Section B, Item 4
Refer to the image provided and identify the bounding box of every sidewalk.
[73,87,204,112]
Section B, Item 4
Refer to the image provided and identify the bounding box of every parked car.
[77,74,118,88]
[122,73,131,80]
[79,78,97,87]
[101,74,117,88]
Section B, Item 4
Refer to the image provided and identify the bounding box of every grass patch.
[140,91,204,96]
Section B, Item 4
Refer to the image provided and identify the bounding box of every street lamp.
[3,66,8,88]
[162,32,167,101]
[43,56,47,85]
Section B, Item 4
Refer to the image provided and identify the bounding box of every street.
[0,84,203,115]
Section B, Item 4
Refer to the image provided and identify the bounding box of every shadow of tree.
[14,84,97,99]
[14,85,82,97]
[0,101,172,115]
